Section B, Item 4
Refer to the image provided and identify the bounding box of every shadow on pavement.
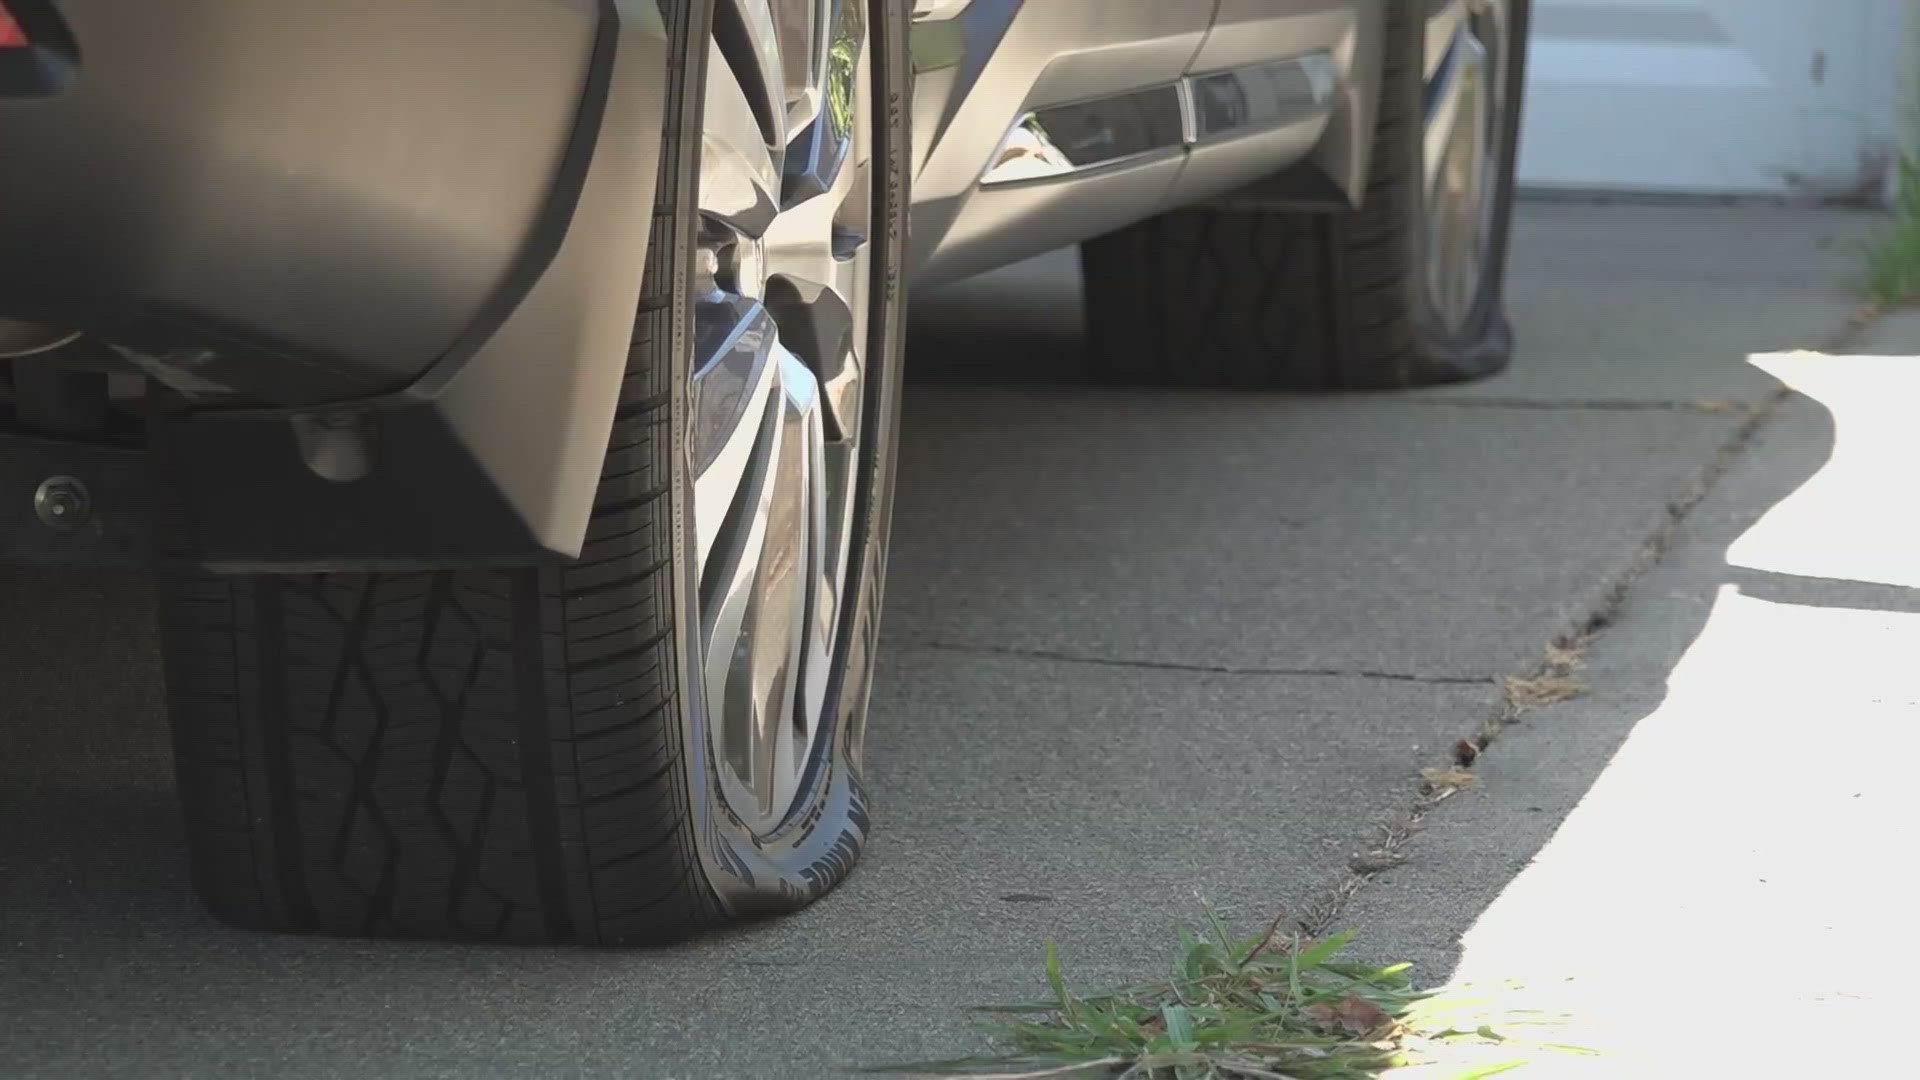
[0,203,1894,1077]
[1342,354,1920,1074]
[0,248,1088,948]
[909,206,1909,1074]
[0,249,1096,947]
[907,248,1089,384]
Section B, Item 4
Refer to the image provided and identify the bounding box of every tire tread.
[160,0,728,946]
[1081,1,1526,390]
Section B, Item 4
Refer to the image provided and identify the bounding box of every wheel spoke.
[776,0,829,135]
[1423,26,1485,200]
[782,0,863,206]
[698,349,826,826]
[763,165,870,312]
[764,277,859,441]
[714,0,791,143]
[1423,2,1500,334]
[702,50,782,238]
[699,385,791,821]
[1472,0,1511,118]
[692,296,781,571]
[1424,0,1471,83]
[782,353,832,766]
[698,394,770,810]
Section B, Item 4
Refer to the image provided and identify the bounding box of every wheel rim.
[693,0,872,835]
[1423,0,1509,336]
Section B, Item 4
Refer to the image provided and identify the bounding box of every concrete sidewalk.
[1345,321,1920,1076]
[0,201,1891,1078]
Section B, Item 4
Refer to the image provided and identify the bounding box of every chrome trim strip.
[981,83,1186,185]
[980,50,1338,187]
[1176,78,1199,147]
[910,0,976,23]
[1188,52,1339,143]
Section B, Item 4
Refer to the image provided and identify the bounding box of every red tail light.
[0,0,77,98]
[0,5,27,49]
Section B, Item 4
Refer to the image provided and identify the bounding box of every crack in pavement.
[1293,309,1891,938]
[1412,396,1755,414]
[1728,567,1920,615]
[914,641,1496,685]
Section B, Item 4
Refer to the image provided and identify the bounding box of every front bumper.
[1,0,670,566]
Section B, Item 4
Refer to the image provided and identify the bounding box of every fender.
[143,1,672,567]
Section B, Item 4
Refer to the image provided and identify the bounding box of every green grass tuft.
[1860,157,1920,306]
[872,905,1550,1080]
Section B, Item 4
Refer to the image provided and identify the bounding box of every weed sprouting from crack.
[875,906,1542,1079]
[1286,633,1594,939]
[1858,154,1920,305]
[887,306,1891,1080]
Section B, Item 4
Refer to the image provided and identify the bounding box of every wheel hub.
[708,235,769,299]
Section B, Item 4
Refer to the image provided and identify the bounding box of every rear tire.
[1080,0,1529,390]
[158,0,909,946]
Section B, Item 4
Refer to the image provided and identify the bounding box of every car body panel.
[0,0,612,405]
[2,0,670,564]
[157,0,671,565]
[1169,0,1383,211]
[0,0,1383,566]
[906,0,1384,283]
[904,0,1210,282]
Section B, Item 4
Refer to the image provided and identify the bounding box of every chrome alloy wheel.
[1423,0,1510,335]
[692,0,873,835]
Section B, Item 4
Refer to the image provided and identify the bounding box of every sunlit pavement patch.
[1391,352,1920,1076]
[1731,351,1920,589]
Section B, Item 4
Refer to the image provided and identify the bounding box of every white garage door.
[1518,0,1897,199]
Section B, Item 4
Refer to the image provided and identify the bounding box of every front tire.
[1081,0,1529,390]
[159,0,909,946]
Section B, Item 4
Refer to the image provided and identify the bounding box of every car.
[0,0,1529,945]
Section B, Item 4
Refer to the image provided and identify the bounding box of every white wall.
[1518,0,1906,201]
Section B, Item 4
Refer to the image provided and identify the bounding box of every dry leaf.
[1476,716,1504,747]
[1382,809,1424,838]
[1541,640,1588,674]
[1349,849,1407,874]
[1305,992,1393,1036]
[1504,673,1585,712]
[1420,765,1480,799]
[1452,738,1480,767]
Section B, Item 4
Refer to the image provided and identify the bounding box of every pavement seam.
[1292,301,1890,939]
[912,641,1496,685]
[1727,567,1920,615]
[1409,397,1754,414]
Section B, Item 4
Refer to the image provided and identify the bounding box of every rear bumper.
[1,0,671,565]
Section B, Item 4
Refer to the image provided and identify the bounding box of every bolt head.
[33,476,92,531]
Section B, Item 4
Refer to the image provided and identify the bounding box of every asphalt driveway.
[0,201,1884,1078]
